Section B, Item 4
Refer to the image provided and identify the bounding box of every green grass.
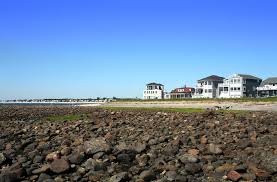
[101,106,252,115]
[45,114,88,122]
[114,97,277,103]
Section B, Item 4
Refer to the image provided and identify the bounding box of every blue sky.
[0,0,277,99]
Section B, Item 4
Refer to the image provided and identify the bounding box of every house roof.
[198,75,224,82]
[260,77,277,86]
[171,87,195,93]
[147,82,164,86]
[236,74,262,80]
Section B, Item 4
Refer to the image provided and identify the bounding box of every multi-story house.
[257,77,277,97]
[143,82,164,99]
[218,74,262,98]
[193,75,224,98]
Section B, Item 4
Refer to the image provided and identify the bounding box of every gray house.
[257,77,277,97]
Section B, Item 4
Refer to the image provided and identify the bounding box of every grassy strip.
[115,97,277,103]
[100,106,252,115]
[45,114,88,122]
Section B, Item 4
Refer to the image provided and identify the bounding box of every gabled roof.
[147,82,164,86]
[198,75,224,82]
[260,77,277,86]
[236,74,262,80]
[171,87,195,93]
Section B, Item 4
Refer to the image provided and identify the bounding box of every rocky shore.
[0,106,277,182]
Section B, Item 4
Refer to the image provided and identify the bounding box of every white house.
[143,83,164,99]
[218,74,262,98]
[193,75,224,98]
[257,77,277,97]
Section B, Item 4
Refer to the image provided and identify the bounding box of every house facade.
[257,77,277,97]
[193,75,224,98]
[170,87,195,99]
[218,74,262,98]
[143,83,164,99]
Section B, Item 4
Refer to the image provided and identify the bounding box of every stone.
[84,138,110,155]
[0,153,6,165]
[207,144,222,154]
[32,164,50,174]
[50,159,70,173]
[215,163,234,173]
[132,143,147,153]
[139,170,156,181]
[241,173,256,181]
[136,154,150,167]
[33,155,44,163]
[227,171,241,181]
[185,163,202,174]
[83,158,97,170]
[68,152,85,164]
[179,154,199,163]
[54,176,64,182]
[109,172,128,182]
[200,135,208,144]
[46,151,60,161]
[38,173,52,182]
[188,149,199,156]
[261,153,277,173]
[0,168,24,182]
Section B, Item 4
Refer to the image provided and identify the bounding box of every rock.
[84,138,110,155]
[261,153,277,173]
[68,152,85,164]
[179,154,199,163]
[188,149,199,156]
[185,163,202,174]
[50,159,70,173]
[32,164,50,174]
[207,144,222,154]
[60,147,71,156]
[215,163,234,173]
[33,155,44,163]
[109,172,128,182]
[136,154,150,167]
[132,143,147,153]
[139,170,156,181]
[241,173,256,181]
[54,176,64,182]
[46,151,60,161]
[0,153,6,165]
[165,171,177,181]
[38,173,52,182]
[227,171,241,181]
[0,168,24,182]
[200,135,208,144]
[83,158,97,170]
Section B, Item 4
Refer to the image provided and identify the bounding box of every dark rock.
[139,170,156,181]
[185,163,202,174]
[37,173,52,182]
[0,153,6,165]
[68,152,85,164]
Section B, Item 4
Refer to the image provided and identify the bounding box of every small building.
[257,77,277,97]
[193,75,224,98]
[218,74,262,98]
[143,82,164,99]
[164,92,171,99]
[170,87,195,99]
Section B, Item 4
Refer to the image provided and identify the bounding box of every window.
[208,81,212,85]
[234,87,237,91]
[237,79,241,83]
[205,89,207,93]
[238,87,241,91]
[231,87,233,91]
[234,79,237,83]
[208,89,212,93]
